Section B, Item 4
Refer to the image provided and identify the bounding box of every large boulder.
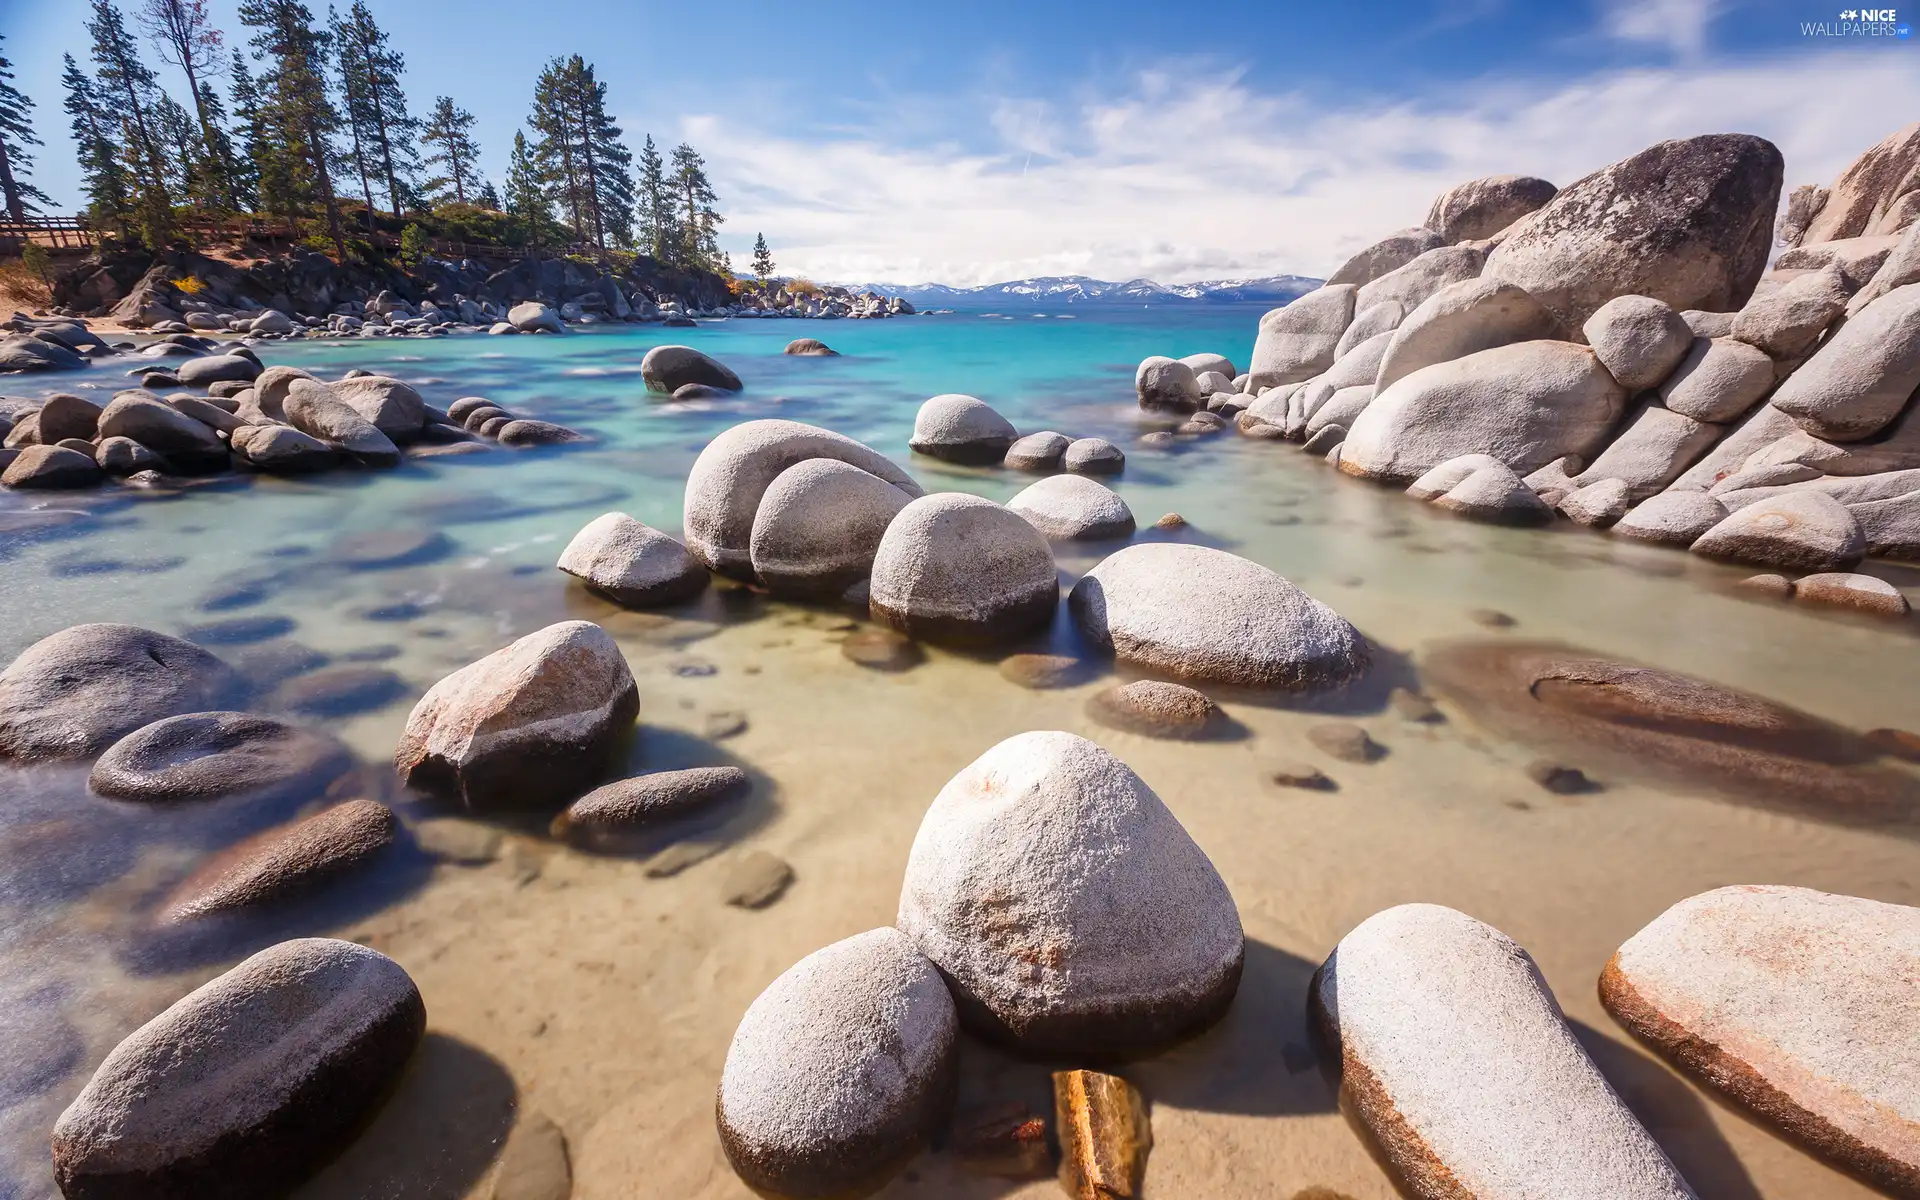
[51,938,425,1200]
[1691,490,1866,572]
[1134,357,1203,412]
[0,625,239,760]
[394,620,639,811]
[175,354,261,387]
[1602,885,1920,1194]
[1613,490,1730,546]
[1658,337,1776,423]
[1248,285,1356,390]
[1583,295,1693,391]
[1425,174,1559,243]
[283,379,401,467]
[1798,122,1920,245]
[1326,228,1446,288]
[89,712,352,805]
[641,344,742,393]
[329,375,426,441]
[1848,219,1920,315]
[717,928,957,1197]
[1312,904,1695,1200]
[251,365,324,420]
[749,458,915,599]
[1179,351,1236,379]
[0,333,87,372]
[97,393,228,471]
[1354,245,1484,316]
[1069,542,1368,689]
[1482,134,1784,331]
[557,512,709,607]
[868,493,1058,646]
[1573,403,1723,499]
[1731,263,1851,360]
[38,393,103,442]
[1374,277,1562,392]
[2,444,102,489]
[908,394,1018,462]
[231,425,336,474]
[1339,341,1629,483]
[1769,283,1920,442]
[683,419,922,579]
[1007,474,1135,540]
[1432,462,1555,526]
[1334,300,1405,359]
[508,302,564,334]
[897,731,1242,1055]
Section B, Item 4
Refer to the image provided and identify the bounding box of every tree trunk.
[305,115,347,261]
[0,136,23,223]
[572,85,605,255]
[354,26,402,217]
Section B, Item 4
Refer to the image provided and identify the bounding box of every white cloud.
[670,51,1918,287]
[1601,0,1727,57]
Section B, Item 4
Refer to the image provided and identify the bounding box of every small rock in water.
[645,840,721,878]
[51,938,425,1199]
[329,528,450,569]
[1063,437,1125,475]
[557,513,709,607]
[1526,759,1596,794]
[1307,722,1383,763]
[667,657,717,677]
[998,653,1084,689]
[552,766,751,850]
[1737,573,1795,599]
[271,665,406,717]
[412,817,503,864]
[1468,607,1517,628]
[1088,680,1222,740]
[1866,728,1920,763]
[784,338,837,356]
[1388,687,1443,723]
[1053,1069,1151,1200]
[1003,430,1070,471]
[1153,512,1187,529]
[869,494,1058,647]
[158,799,399,923]
[703,710,749,740]
[1271,762,1335,791]
[723,849,794,909]
[490,1110,571,1200]
[181,614,297,646]
[841,627,925,671]
[1793,572,1911,619]
[948,1100,1052,1179]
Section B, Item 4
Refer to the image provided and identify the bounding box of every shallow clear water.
[1,311,1917,1199]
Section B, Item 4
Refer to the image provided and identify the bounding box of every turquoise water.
[1,311,1918,1199]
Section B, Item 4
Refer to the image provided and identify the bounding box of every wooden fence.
[0,217,95,253]
[1,214,602,265]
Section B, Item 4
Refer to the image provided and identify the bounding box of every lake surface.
[1,308,1917,1199]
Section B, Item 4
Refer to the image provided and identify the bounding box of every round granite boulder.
[1613,490,1730,546]
[1062,437,1125,475]
[718,928,957,1197]
[908,394,1018,464]
[551,766,752,851]
[749,458,916,599]
[557,512,709,607]
[89,712,354,805]
[784,338,838,356]
[897,731,1243,1055]
[1691,491,1866,573]
[1135,357,1204,413]
[1007,474,1136,540]
[1003,431,1070,471]
[51,938,425,1200]
[1069,543,1369,690]
[868,493,1059,646]
[0,625,240,760]
[641,345,742,394]
[2,444,103,489]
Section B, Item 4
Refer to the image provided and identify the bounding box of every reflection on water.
[0,314,1916,1198]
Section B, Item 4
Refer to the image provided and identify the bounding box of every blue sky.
[7,0,1918,283]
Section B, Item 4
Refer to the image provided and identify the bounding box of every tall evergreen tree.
[420,96,479,206]
[635,133,674,262]
[504,128,554,245]
[62,54,132,234]
[153,91,200,200]
[475,178,501,210]
[86,0,173,244]
[238,0,346,256]
[528,59,583,241]
[138,0,237,209]
[224,49,264,211]
[0,34,53,222]
[670,141,722,271]
[751,233,773,281]
[332,2,417,216]
[559,57,633,250]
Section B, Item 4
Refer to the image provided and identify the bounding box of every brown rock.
[723,849,794,909]
[1271,762,1335,790]
[1388,687,1442,723]
[159,799,397,922]
[1736,573,1795,599]
[1307,722,1382,763]
[1793,572,1911,619]
[1053,1069,1150,1200]
[1867,728,1920,762]
[1087,680,1220,739]
[1526,759,1595,794]
[551,766,751,850]
[840,627,924,672]
[998,653,1085,689]
[1153,512,1186,529]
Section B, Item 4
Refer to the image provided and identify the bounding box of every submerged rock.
[1087,679,1221,739]
[909,394,1018,463]
[1312,904,1695,1200]
[897,731,1243,1055]
[1071,543,1368,690]
[2,444,102,489]
[1793,572,1911,619]
[840,627,925,672]
[51,938,425,1199]
[784,338,838,356]
[1602,885,1920,1196]
[718,928,957,1197]
[89,711,353,804]
[158,799,398,923]
[557,512,709,607]
[551,766,752,850]
[869,493,1058,646]
[394,621,638,811]
[0,625,240,760]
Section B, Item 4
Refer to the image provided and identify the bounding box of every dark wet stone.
[1426,640,1920,824]
[704,711,748,740]
[231,641,329,688]
[353,601,429,623]
[841,628,925,672]
[328,528,451,569]
[1388,687,1443,723]
[48,554,186,579]
[1087,680,1222,740]
[157,799,398,922]
[182,615,297,646]
[723,850,794,909]
[479,416,512,437]
[998,653,1086,689]
[270,666,408,717]
[1468,608,1518,628]
[1307,722,1383,763]
[1526,759,1597,794]
[339,644,402,663]
[1271,762,1335,790]
[551,766,752,851]
[89,712,354,804]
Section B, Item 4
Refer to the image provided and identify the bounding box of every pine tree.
[504,128,553,246]
[224,49,265,211]
[475,178,501,210]
[0,34,53,222]
[635,133,675,262]
[153,91,200,201]
[670,142,722,271]
[528,59,583,242]
[62,54,132,234]
[138,0,237,209]
[330,23,379,231]
[332,1,417,216]
[238,0,346,256]
[751,233,773,281]
[420,96,479,206]
[559,57,633,251]
[86,0,173,245]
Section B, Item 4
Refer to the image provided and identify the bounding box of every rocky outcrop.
[1374,278,1561,392]
[1483,134,1783,331]
[868,493,1058,645]
[97,392,228,471]
[1355,245,1485,317]
[1327,228,1446,288]
[1769,283,1920,442]
[1425,174,1559,243]
[1249,285,1356,390]
[1796,122,1920,245]
[897,731,1243,1055]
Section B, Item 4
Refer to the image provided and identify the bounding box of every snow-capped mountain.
[838,274,1320,307]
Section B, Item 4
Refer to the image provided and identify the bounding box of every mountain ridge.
[829,273,1322,306]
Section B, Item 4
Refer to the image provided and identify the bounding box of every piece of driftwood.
[1053,1069,1151,1199]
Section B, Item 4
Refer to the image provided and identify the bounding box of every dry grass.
[0,258,52,309]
